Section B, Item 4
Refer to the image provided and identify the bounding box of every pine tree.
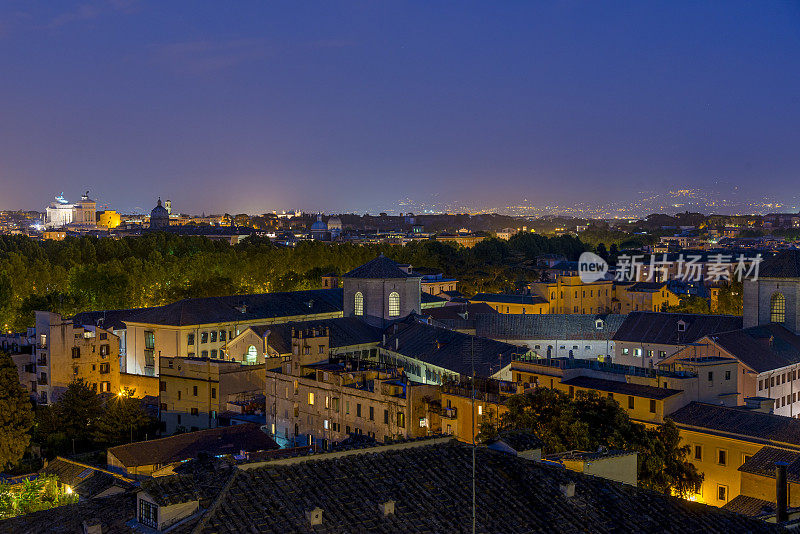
[0,351,34,469]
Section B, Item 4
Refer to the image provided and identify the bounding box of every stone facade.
[343,277,421,326]
[744,278,800,334]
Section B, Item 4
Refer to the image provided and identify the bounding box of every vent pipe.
[777,462,788,523]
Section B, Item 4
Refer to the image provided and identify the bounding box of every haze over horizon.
[1,1,799,214]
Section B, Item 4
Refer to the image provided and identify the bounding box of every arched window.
[354,292,364,316]
[388,292,400,317]
[246,345,257,364]
[771,293,786,324]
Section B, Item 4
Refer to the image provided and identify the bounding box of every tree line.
[0,232,589,331]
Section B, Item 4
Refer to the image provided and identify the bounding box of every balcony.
[442,407,458,419]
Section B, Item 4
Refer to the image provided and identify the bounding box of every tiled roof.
[548,449,633,461]
[342,256,419,279]
[495,430,544,452]
[470,293,549,305]
[612,311,742,345]
[251,317,383,354]
[186,442,780,533]
[73,307,159,331]
[121,288,343,326]
[670,402,800,448]
[760,250,800,278]
[738,446,800,483]
[0,491,136,534]
[40,457,134,498]
[107,423,278,468]
[382,321,527,377]
[420,291,447,305]
[477,313,625,341]
[723,495,778,518]
[422,302,498,330]
[709,324,800,373]
[1,441,783,533]
[621,282,668,293]
[561,376,683,400]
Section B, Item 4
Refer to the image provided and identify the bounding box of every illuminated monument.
[45,191,97,230]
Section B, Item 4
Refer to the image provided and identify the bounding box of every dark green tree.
[52,378,103,446]
[0,351,34,469]
[490,388,702,497]
[93,389,155,446]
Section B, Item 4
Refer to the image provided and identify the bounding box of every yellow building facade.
[529,276,614,314]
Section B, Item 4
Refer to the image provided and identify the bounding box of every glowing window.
[388,292,400,317]
[354,292,364,316]
[771,293,786,324]
[246,345,257,363]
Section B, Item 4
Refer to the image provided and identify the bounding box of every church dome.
[327,216,342,230]
[310,215,327,231]
[150,198,170,229]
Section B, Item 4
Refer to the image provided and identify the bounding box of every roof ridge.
[108,422,260,452]
[189,467,241,534]
[50,456,135,483]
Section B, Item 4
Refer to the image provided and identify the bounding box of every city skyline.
[1,1,799,213]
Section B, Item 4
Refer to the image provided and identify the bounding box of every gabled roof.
[670,402,800,448]
[612,312,743,345]
[40,457,134,498]
[107,423,278,468]
[759,250,800,278]
[342,255,419,279]
[121,288,343,326]
[382,321,526,378]
[709,324,800,373]
[561,376,683,400]
[250,317,383,354]
[477,313,626,341]
[723,495,778,518]
[738,446,800,483]
[421,291,447,305]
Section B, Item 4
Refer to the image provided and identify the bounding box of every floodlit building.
[44,191,97,230]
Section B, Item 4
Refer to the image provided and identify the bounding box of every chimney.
[395,338,399,351]
[306,507,323,526]
[379,500,395,516]
[560,482,575,498]
[745,396,774,413]
[777,462,788,523]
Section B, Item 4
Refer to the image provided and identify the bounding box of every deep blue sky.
[1,1,799,214]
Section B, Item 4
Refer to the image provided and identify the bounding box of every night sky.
[1,1,799,214]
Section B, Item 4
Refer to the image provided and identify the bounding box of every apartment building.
[159,355,265,434]
[529,275,614,314]
[34,310,122,404]
[264,325,439,448]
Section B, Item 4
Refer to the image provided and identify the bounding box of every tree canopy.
[480,388,703,497]
[0,233,593,330]
[0,351,34,470]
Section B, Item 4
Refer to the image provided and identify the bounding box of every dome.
[150,198,170,229]
[327,216,342,230]
[151,198,169,218]
[310,214,327,231]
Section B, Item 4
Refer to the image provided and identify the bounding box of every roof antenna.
[471,334,476,534]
